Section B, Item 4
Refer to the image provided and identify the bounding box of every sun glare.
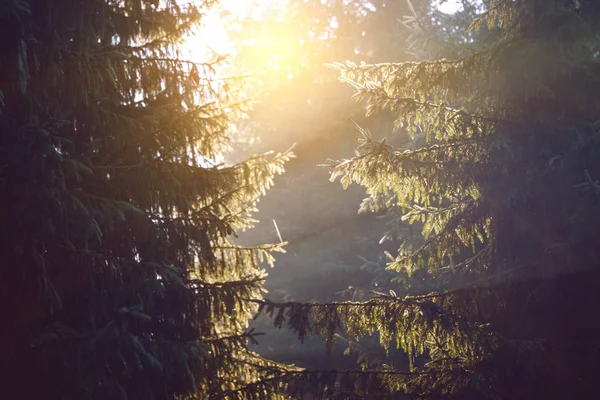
[182,0,307,82]
[181,2,238,60]
[180,0,464,83]
[182,0,275,62]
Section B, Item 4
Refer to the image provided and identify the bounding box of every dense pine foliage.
[4,0,600,399]
[0,0,292,398]
[253,0,600,398]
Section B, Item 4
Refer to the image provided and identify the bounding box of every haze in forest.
[3,0,600,399]
[175,0,494,369]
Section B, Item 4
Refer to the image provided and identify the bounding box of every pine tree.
[0,0,292,398]
[253,0,600,398]
[226,0,426,373]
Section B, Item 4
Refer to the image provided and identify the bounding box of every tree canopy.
[0,0,292,398]
[252,0,600,398]
[3,0,600,399]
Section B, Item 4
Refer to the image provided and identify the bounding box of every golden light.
[180,1,241,61]
[180,0,464,85]
[181,0,306,83]
[182,0,272,62]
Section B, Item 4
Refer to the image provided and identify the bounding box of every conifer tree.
[254,0,600,398]
[0,0,292,398]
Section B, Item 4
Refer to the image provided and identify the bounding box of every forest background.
[218,0,480,369]
[2,0,600,399]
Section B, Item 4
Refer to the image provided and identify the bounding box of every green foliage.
[0,0,293,398]
[227,0,423,373]
[253,0,600,398]
[6,0,600,398]
[327,0,600,281]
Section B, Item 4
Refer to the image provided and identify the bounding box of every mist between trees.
[2,0,600,399]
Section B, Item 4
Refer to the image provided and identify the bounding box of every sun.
[181,2,237,61]
[181,0,295,79]
[181,0,464,72]
[182,0,270,62]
